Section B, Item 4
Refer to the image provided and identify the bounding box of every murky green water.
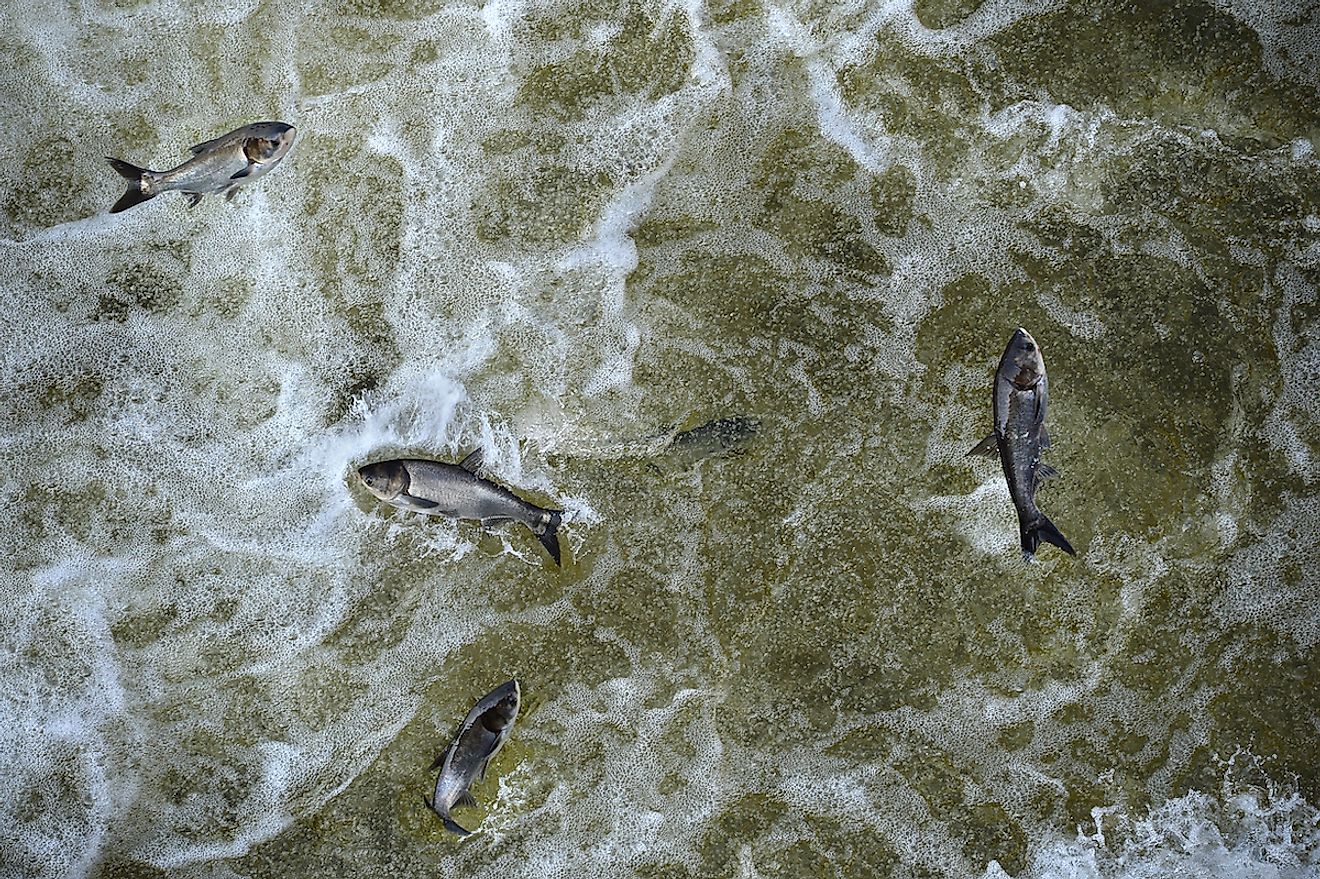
[2,1,1319,877]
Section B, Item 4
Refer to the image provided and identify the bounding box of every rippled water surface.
[2,1,1319,877]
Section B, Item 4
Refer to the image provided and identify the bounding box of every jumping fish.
[968,327,1075,559]
[358,451,564,564]
[105,121,296,213]
[423,679,521,837]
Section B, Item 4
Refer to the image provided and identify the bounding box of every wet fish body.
[105,121,296,213]
[968,328,1075,559]
[357,451,564,564]
[424,679,521,837]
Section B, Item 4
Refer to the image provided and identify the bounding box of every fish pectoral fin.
[230,164,256,180]
[967,434,998,457]
[479,516,515,529]
[1037,463,1060,481]
[402,493,441,510]
[186,193,204,208]
[457,448,485,474]
[456,791,478,809]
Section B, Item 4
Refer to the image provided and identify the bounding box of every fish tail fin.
[105,157,153,213]
[442,815,473,837]
[1022,512,1075,557]
[537,510,563,566]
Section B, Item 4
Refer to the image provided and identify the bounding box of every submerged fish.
[423,679,521,837]
[358,451,564,564]
[105,121,296,213]
[968,327,1075,559]
[659,416,760,470]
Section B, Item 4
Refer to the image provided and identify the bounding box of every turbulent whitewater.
[1,1,1318,877]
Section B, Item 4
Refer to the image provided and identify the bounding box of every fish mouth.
[498,678,521,715]
[1005,327,1044,387]
[495,679,520,704]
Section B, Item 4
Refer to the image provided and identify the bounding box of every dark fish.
[423,680,521,837]
[105,121,296,213]
[968,327,1075,559]
[358,451,564,564]
[660,416,760,470]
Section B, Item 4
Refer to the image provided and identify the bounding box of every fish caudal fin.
[105,157,153,213]
[442,815,473,837]
[1021,512,1075,557]
[537,510,563,566]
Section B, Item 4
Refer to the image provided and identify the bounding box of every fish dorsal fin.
[1037,462,1059,481]
[458,448,484,474]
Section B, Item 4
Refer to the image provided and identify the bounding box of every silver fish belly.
[424,680,520,837]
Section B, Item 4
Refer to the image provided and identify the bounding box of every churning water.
[2,1,1318,877]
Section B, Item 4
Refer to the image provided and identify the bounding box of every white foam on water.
[923,472,1020,557]
[1037,285,1108,341]
[4,1,1320,877]
[1209,1,1320,92]
[987,756,1320,879]
[1263,261,1320,484]
[498,672,740,879]
[1218,489,1320,649]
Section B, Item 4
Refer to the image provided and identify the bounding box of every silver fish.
[423,679,521,837]
[105,121,296,213]
[358,451,564,565]
[968,327,1075,559]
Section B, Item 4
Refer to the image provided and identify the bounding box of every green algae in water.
[1,1,1318,878]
